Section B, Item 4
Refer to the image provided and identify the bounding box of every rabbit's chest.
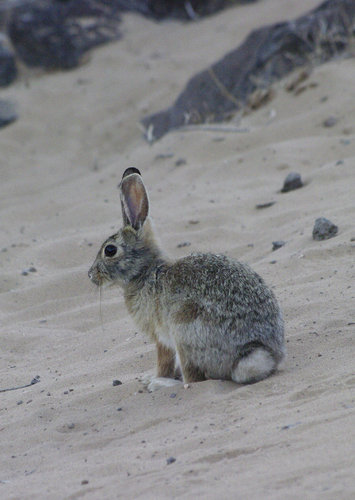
[125,284,174,347]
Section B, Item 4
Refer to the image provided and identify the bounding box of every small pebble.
[281,172,303,193]
[312,217,338,240]
[67,423,75,429]
[155,153,174,160]
[323,116,337,127]
[177,241,191,248]
[81,480,89,485]
[112,380,122,386]
[255,201,276,209]
[166,457,176,465]
[169,393,177,399]
[175,158,187,166]
[272,241,286,251]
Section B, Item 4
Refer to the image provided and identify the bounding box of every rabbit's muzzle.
[88,261,106,287]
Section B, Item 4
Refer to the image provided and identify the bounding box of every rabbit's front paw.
[147,377,182,393]
[140,372,155,387]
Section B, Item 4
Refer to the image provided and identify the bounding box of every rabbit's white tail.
[231,348,276,384]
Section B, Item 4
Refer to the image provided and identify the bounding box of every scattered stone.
[188,220,200,225]
[336,160,344,166]
[272,241,286,251]
[281,421,302,430]
[81,480,89,485]
[177,241,191,248]
[112,379,122,386]
[155,153,174,160]
[166,457,176,465]
[67,423,75,429]
[323,116,337,127]
[255,201,276,209]
[169,393,177,399]
[270,260,277,264]
[117,407,123,411]
[312,217,338,240]
[281,172,303,193]
[17,400,23,405]
[28,267,37,273]
[175,158,187,166]
[0,100,18,128]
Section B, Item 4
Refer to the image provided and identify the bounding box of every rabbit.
[88,168,285,392]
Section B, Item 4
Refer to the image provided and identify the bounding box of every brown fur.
[173,301,201,324]
[156,342,176,378]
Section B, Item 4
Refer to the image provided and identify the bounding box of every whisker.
[99,285,105,336]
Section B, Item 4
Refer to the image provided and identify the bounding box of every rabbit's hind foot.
[231,347,276,384]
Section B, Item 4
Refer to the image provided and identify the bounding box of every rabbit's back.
[159,253,284,378]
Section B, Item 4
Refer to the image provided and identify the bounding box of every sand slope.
[1,1,354,498]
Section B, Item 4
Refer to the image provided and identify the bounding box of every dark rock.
[8,1,122,69]
[115,1,257,20]
[323,116,338,127]
[142,0,355,141]
[0,43,17,87]
[272,240,286,251]
[281,172,303,193]
[312,217,338,240]
[177,241,191,248]
[112,379,122,386]
[175,158,187,166]
[255,201,276,209]
[166,456,176,465]
[0,100,18,128]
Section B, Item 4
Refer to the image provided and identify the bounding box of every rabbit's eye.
[104,244,117,257]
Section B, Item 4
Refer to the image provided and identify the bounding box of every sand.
[1,0,354,498]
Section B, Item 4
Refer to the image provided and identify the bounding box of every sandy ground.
[1,0,355,498]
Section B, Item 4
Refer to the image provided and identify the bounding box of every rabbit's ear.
[119,170,149,230]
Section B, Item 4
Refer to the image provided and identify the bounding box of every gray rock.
[272,240,286,251]
[323,116,338,127]
[0,43,17,87]
[255,201,276,209]
[0,99,18,128]
[281,172,303,192]
[312,217,338,240]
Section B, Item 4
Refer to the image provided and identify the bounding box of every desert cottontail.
[89,168,285,391]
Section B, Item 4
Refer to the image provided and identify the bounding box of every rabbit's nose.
[88,267,94,280]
